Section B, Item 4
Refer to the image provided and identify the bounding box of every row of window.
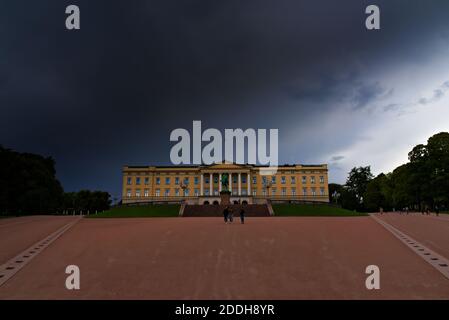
[126,170,325,176]
[127,175,326,186]
[126,187,327,197]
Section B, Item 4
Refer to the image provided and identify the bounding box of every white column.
[219,173,222,192]
[200,174,204,196]
[209,173,213,196]
[238,173,242,196]
[229,173,232,193]
[247,172,251,195]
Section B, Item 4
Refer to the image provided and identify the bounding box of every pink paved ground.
[376,213,449,262]
[0,216,79,264]
[1,215,449,299]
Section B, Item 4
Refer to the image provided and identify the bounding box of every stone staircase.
[182,204,270,217]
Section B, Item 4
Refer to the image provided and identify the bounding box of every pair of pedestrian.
[223,206,234,223]
[223,206,246,224]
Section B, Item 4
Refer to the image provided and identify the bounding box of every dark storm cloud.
[1,0,449,196]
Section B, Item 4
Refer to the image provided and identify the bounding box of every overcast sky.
[1,0,449,199]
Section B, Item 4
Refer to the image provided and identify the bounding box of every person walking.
[228,207,234,223]
[223,206,229,224]
[380,207,384,215]
[435,205,440,217]
[240,205,246,224]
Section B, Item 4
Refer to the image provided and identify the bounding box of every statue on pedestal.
[220,173,230,193]
[220,173,231,205]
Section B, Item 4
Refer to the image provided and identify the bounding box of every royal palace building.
[122,162,329,205]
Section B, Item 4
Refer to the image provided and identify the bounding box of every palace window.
[135,189,141,197]
[144,189,149,197]
[194,177,199,185]
[303,188,307,196]
[282,188,286,196]
[155,189,160,197]
[302,176,307,184]
[312,188,316,196]
[165,189,170,197]
[205,190,210,196]
[205,177,210,184]
[175,177,180,185]
[127,177,132,185]
[126,189,131,197]
[242,175,247,183]
[184,177,189,185]
[262,176,267,185]
[252,190,257,196]
[156,177,161,185]
[136,177,141,185]
[184,189,190,197]
[233,175,237,183]
[262,189,267,196]
[165,177,170,185]
[320,187,325,196]
[214,176,219,183]
[271,176,276,184]
[310,176,316,184]
[271,188,276,196]
[291,176,296,184]
[214,189,219,196]
[291,188,296,196]
[281,176,286,184]
[232,190,238,196]
[144,177,149,185]
[175,189,180,196]
[320,176,324,184]
[252,176,257,184]
[242,189,247,196]
[194,189,199,196]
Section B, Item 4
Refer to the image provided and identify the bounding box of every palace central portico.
[122,162,329,205]
[200,166,251,196]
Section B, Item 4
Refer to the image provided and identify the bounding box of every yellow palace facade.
[122,162,329,205]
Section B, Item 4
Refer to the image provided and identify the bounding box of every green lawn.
[272,204,367,217]
[89,205,180,218]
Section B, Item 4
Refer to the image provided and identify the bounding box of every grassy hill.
[272,204,367,217]
[89,204,180,218]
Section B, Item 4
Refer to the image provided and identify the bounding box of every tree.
[427,132,449,209]
[0,146,64,215]
[328,183,343,204]
[343,166,374,211]
[340,187,360,211]
[61,190,111,214]
[390,164,414,209]
[364,174,391,212]
[0,146,111,216]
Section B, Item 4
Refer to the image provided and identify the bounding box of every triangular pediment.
[203,161,250,170]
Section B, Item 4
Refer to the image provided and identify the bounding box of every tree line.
[330,132,449,212]
[0,146,111,216]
